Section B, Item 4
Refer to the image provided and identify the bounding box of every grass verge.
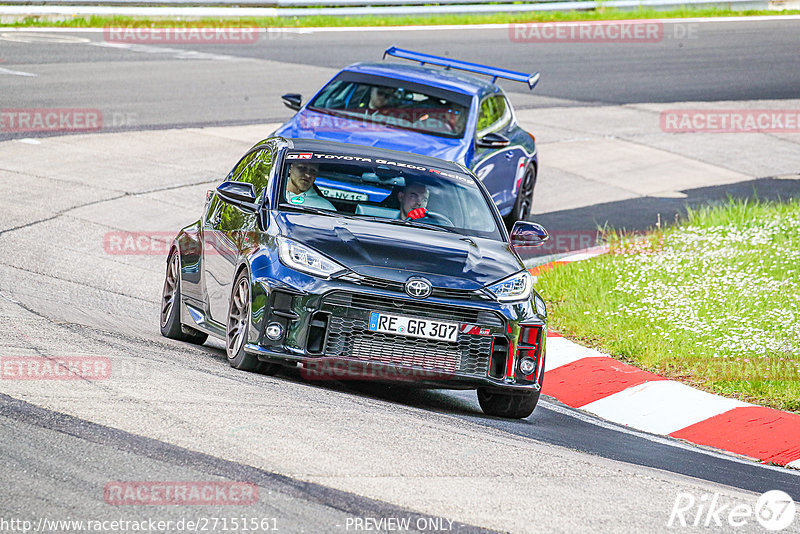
[4,7,800,28]
[536,197,800,413]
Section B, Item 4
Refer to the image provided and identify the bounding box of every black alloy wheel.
[160,250,208,344]
[226,270,280,375]
[504,164,537,230]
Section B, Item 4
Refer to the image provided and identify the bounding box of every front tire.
[477,388,540,419]
[504,164,537,230]
[226,271,263,372]
[160,250,208,344]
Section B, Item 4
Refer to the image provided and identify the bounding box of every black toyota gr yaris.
[160,137,549,418]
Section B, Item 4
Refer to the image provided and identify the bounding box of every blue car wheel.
[504,163,537,228]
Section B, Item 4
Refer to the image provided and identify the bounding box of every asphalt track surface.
[1,20,800,533]
[1,18,800,131]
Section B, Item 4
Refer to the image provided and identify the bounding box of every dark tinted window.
[280,151,501,240]
[309,79,469,138]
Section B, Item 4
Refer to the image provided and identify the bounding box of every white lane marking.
[545,336,610,371]
[559,246,610,262]
[0,15,799,33]
[86,40,240,61]
[0,66,36,77]
[649,190,689,198]
[18,138,42,144]
[0,32,89,43]
[579,380,752,435]
[540,397,800,475]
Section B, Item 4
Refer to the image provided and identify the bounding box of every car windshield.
[307,77,469,138]
[279,151,502,240]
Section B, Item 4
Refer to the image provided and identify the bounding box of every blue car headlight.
[486,271,533,303]
[277,237,346,279]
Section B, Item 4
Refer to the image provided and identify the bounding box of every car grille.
[319,291,500,378]
[337,273,487,300]
[322,291,504,326]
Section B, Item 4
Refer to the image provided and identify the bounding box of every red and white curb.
[531,247,800,469]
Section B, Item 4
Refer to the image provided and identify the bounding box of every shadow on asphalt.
[273,366,485,416]
[271,363,800,500]
[521,177,800,261]
[197,342,800,501]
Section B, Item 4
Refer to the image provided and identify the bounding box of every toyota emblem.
[404,277,432,299]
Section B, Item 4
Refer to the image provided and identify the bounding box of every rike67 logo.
[668,490,796,531]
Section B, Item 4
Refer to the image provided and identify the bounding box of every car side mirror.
[476,132,511,149]
[216,181,258,211]
[281,93,302,111]
[509,221,548,248]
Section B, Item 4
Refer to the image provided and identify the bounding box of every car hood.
[275,212,522,290]
[274,109,467,164]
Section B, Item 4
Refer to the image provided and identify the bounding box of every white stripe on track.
[580,380,752,435]
[545,336,610,371]
[0,66,36,76]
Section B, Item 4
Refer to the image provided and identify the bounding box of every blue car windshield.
[280,151,502,240]
[308,80,469,138]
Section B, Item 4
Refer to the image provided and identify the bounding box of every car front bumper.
[248,274,546,392]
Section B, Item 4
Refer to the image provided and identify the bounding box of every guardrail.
[7,0,546,4]
[0,0,789,17]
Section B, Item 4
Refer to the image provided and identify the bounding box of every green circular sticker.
[290,196,305,204]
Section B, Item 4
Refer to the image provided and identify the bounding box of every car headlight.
[486,271,533,303]
[277,237,346,279]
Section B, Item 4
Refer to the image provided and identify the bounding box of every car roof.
[341,62,499,97]
[279,138,469,173]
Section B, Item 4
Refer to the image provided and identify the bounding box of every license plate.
[368,312,458,342]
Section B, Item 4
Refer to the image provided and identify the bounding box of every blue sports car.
[273,47,540,228]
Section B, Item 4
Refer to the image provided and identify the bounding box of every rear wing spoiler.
[383,46,540,90]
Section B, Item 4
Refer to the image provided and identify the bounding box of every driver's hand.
[406,207,427,220]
